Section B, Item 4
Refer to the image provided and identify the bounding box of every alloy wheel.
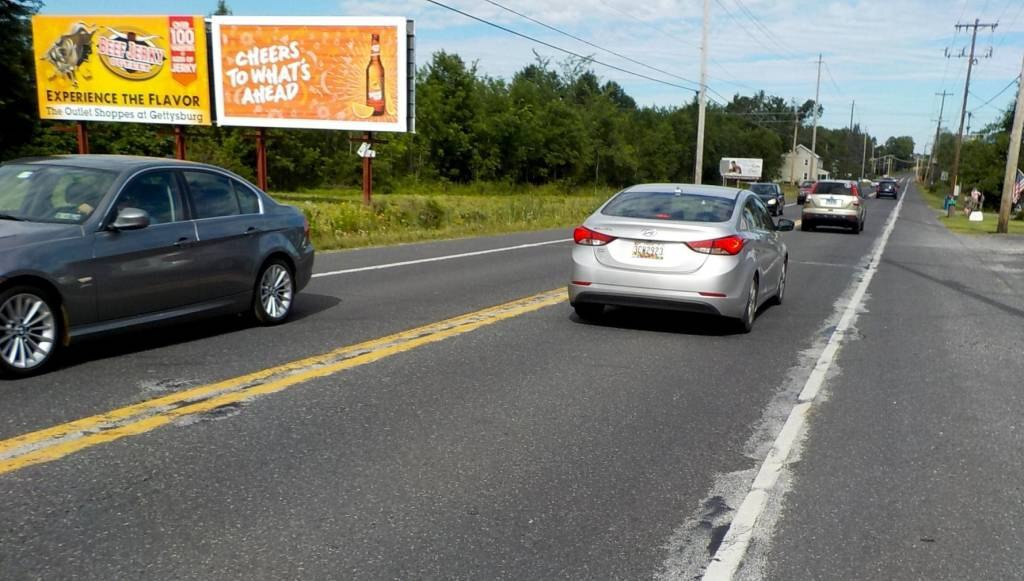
[0,293,56,370]
[259,264,294,320]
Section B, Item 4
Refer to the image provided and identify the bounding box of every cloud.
[339,0,1024,148]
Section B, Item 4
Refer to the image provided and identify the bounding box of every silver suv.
[801,179,865,233]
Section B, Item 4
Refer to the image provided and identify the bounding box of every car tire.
[771,261,787,306]
[0,285,62,377]
[253,258,295,326]
[735,276,758,333]
[573,303,604,320]
[801,220,812,232]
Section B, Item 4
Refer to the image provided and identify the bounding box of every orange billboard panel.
[212,16,409,132]
[32,15,211,125]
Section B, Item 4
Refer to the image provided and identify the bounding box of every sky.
[38,0,1024,154]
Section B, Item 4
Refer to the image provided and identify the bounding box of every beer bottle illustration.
[366,33,386,116]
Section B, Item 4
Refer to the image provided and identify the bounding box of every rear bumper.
[571,289,723,316]
[294,246,315,292]
[568,247,753,319]
[801,208,861,224]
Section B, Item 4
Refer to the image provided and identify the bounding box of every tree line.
[3,0,924,193]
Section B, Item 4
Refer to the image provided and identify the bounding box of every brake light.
[686,235,745,255]
[573,226,616,246]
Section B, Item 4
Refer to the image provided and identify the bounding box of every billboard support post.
[362,132,373,206]
[256,128,268,191]
[76,122,89,154]
[174,126,187,160]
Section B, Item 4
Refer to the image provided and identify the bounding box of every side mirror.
[775,218,795,232]
[110,207,150,231]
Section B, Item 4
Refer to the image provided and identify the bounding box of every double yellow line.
[0,288,568,476]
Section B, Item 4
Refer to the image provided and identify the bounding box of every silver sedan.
[569,184,793,332]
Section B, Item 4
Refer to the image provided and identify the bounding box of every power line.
[969,75,1022,112]
[822,61,843,95]
[421,0,700,94]
[480,0,707,91]
[592,0,762,96]
[730,0,799,60]
[711,0,794,64]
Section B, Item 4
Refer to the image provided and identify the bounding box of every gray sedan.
[569,184,793,332]
[0,155,314,376]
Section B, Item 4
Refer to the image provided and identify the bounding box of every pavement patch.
[0,288,568,476]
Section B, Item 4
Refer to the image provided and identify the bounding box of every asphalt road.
[3,182,1016,579]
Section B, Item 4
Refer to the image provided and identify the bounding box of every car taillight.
[686,235,745,255]
[573,226,616,246]
[303,216,311,241]
[852,198,861,206]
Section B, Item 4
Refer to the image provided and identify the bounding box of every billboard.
[211,16,409,132]
[32,15,211,125]
[719,157,764,180]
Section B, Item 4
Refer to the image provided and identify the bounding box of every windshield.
[0,164,115,224]
[749,184,774,195]
[602,191,735,222]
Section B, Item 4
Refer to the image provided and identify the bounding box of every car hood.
[0,220,84,251]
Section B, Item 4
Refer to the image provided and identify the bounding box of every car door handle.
[243,226,259,236]
[173,237,193,248]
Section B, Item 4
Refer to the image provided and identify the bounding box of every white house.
[781,144,829,182]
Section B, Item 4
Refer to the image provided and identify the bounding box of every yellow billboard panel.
[212,16,409,132]
[32,15,211,126]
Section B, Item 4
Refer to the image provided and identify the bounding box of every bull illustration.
[42,22,97,87]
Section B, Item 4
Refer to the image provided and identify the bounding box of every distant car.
[0,155,315,376]
[569,184,793,333]
[876,179,899,199]
[749,182,785,216]
[797,180,815,205]
[801,179,865,233]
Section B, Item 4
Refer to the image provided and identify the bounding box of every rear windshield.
[602,191,735,222]
[800,181,814,187]
[813,182,854,195]
[749,184,774,194]
[879,182,898,191]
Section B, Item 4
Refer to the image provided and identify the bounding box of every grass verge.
[918,183,1024,235]
[273,191,609,250]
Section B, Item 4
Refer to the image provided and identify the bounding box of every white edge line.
[311,238,573,278]
[701,180,909,581]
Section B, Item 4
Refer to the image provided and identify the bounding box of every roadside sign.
[211,16,411,132]
[31,15,212,125]
[719,157,764,180]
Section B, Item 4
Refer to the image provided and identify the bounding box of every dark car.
[748,182,785,216]
[797,180,815,205]
[0,155,315,376]
[876,179,899,200]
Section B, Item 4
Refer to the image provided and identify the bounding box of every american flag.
[1015,168,1024,206]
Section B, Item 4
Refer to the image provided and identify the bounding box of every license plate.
[826,198,838,205]
[632,241,664,260]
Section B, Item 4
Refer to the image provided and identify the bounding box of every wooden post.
[174,125,187,160]
[76,121,89,154]
[255,128,268,191]
[997,55,1024,234]
[362,131,373,205]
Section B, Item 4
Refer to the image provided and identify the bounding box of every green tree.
[0,0,42,160]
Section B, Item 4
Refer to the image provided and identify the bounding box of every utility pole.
[790,105,799,183]
[949,19,998,197]
[810,53,823,181]
[928,91,953,186]
[997,55,1024,234]
[966,111,973,139]
[694,0,709,184]
[861,132,867,178]
[849,100,855,132]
